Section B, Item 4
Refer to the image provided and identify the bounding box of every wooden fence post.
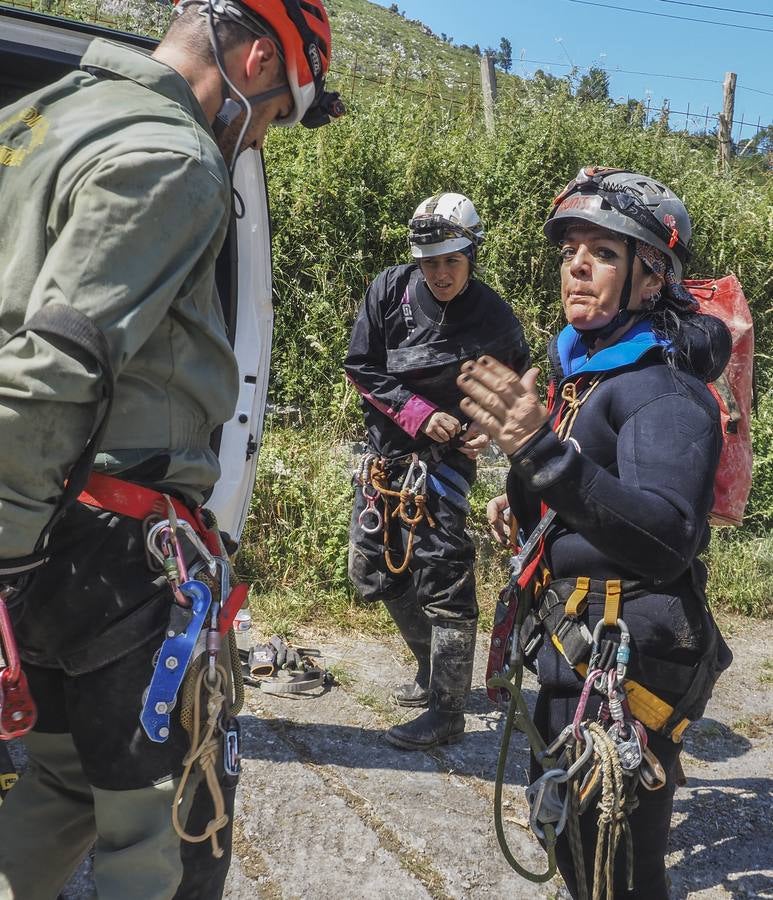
[480,53,496,135]
[718,71,737,172]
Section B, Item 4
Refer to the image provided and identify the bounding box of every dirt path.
[222,615,773,900]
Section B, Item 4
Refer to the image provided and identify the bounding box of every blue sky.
[373,0,773,143]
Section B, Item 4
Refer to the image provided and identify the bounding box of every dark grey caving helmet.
[544,167,691,280]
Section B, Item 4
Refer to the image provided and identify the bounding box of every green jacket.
[0,39,238,558]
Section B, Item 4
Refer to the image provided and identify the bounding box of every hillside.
[0,0,500,99]
[325,0,491,95]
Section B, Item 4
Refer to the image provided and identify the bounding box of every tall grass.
[239,428,773,633]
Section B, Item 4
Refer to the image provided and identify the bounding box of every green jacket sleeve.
[0,150,229,558]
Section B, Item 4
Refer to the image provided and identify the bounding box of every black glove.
[268,636,304,671]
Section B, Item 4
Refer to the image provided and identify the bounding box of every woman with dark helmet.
[458,167,732,897]
[345,193,530,751]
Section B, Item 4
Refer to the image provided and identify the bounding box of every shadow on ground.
[669,776,773,899]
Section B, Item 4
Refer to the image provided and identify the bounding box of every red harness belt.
[78,473,249,633]
[78,472,218,555]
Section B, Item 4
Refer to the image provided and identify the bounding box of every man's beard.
[216,108,249,167]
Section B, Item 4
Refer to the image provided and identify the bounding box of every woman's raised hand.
[457,357,547,456]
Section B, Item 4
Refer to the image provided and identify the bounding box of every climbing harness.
[354,453,436,575]
[486,373,672,897]
[489,572,653,898]
[75,472,248,857]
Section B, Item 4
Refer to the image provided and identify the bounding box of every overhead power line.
[519,56,721,85]
[657,0,773,18]
[566,0,773,32]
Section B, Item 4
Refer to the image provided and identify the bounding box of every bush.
[705,529,773,617]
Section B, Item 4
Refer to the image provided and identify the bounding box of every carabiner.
[526,769,571,839]
[400,455,418,493]
[358,504,383,535]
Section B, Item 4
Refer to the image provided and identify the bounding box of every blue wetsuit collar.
[556,319,671,379]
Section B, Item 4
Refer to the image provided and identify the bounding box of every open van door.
[0,5,273,541]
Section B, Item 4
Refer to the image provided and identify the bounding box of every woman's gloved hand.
[457,356,547,456]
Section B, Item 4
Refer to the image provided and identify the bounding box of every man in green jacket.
[0,1,339,897]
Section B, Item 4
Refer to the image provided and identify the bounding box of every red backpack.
[684,275,754,526]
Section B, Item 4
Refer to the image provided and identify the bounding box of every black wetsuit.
[507,316,732,898]
[345,263,529,618]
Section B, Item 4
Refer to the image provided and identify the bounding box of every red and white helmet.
[238,0,337,127]
[180,0,343,128]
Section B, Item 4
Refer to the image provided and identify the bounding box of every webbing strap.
[603,580,622,626]
[565,577,590,617]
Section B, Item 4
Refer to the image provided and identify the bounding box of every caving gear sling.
[355,452,437,575]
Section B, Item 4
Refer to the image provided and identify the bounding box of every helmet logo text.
[307,43,322,77]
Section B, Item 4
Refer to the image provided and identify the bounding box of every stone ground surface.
[39,615,773,898]
[222,614,772,900]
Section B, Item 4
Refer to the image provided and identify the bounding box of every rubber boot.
[383,594,432,708]
[385,619,477,750]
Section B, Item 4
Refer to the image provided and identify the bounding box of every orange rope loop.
[363,454,435,575]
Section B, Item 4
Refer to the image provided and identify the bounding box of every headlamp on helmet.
[408,193,484,260]
[408,215,483,248]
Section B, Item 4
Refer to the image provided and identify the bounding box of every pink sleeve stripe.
[346,374,436,438]
[395,394,437,437]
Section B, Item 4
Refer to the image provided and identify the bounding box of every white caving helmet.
[408,193,485,259]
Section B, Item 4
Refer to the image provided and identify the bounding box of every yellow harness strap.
[564,576,590,618]
[603,579,622,626]
[550,635,691,742]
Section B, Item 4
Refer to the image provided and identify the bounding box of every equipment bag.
[685,275,754,526]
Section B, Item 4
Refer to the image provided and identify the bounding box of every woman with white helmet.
[458,167,733,897]
[344,192,530,750]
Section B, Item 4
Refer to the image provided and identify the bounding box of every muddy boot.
[385,619,476,750]
[383,594,432,708]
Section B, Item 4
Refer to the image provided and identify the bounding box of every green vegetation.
[240,426,773,635]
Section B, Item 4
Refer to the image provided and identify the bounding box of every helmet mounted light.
[408,214,483,248]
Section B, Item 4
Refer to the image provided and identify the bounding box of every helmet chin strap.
[203,0,289,176]
[575,240,637,350]
[213,84,290,136]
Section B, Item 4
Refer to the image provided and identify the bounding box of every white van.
[0,4,274,540]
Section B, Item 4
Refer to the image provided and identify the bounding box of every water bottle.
[233,607,253,654]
